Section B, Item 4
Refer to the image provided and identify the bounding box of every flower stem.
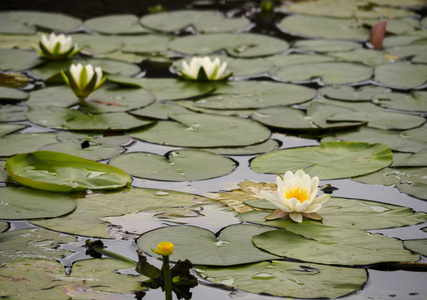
[92,245,137,266]
[162,255,172,300]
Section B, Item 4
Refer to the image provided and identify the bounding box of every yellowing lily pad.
[5,151,132,192]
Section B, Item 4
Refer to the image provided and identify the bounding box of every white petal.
[259,190,291,212]
[70,64,83,87]
[312,194,331,205]
[95,67,103,87]
[85,65,95,86]
[307,188,318,202]
[283,170,295,182]
[310,176,319,194]
[294,200,311,213]
[216,62,227,78]
[295,169,305,179]
[289,212,303,223]
[41,34,50,50]
[286,198,299,211]
[303,203,322,213]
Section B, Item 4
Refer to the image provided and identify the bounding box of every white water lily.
[33,33,80,60]
[61,64,107,101]
[179,56,232,81]
[260,170,331,223]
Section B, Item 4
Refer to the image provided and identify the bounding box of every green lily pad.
[392,151,427,167]
[168,33,289,58]
[0,160,11,182]
[137,224,279,266]
[374,62,427,89]
[0,86,28,102]
[130,102,191,120]
[32,58,141,82]
[71,34,122,54]
[0,227,77,265]
[386,44,427,59]
[197,260,366,299]
[364,18,420,35]
[293,39,362,53]
[383,35,427,48]
[108,75,216,100]
[27,106,153,131]
[140,10,250,33]
[131,113,271,147]
[0,124,26,137]
[177,100,255,118]
[0,49,44,71]
[0,221,8,233]
[352,167,427,201]
[0,258,146,299]
[241,196,427,230]
[319,85,390,102]
[32,188,212,238]
[121,34,173,53]
[278,15,369,41]
[39,135,128,161]
[330,49,396,66]
[251,106,318,131]
[404,239,427,256]
[193,81,316,109]
[252,225,418,266]
[272,61,374,85]
[0,11,82,34]
[109,150,236,181]
[0,105,27,122]
[250,141,393,180]
[266,54,336,68]
[0,186,76,220]
[5,151,132,192]
[200,139,279,156]
[0,33,40,49]
[0,132,58,157]
[26,85,77,108]
[84,14,150,34]
[372,91,427,112]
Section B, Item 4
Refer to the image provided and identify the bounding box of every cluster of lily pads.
[0,0,427,298]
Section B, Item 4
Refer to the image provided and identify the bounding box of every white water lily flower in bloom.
[179,57,232,81]
[33,33,80,60]
[61,64,107,102]
[260,170,331,223]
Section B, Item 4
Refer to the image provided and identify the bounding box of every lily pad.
[71,34,122,54]
[168,33,289,58]
[278,15,369,41]
[197,261,367,299]
[404,239,427,256]
[32,188,212,238]
[266,54,336,68]
[0,221,8,233]
[109,150,236,181]
[26,85,77,108]
[130,102,191,120]
[0,86,28,103]
[0,33,39,49]
[330,49,396,66]
[5,151,132,192]
[392,151,427,167]
[372,91,427,112]
[0,49,44,71]
[252,225,419,265]
[84,14,149,34]
[140,10,250,33]
[27,106,153,131]
[121,34,173,53]
[177,100,255,118]
[0,124,26,137]
[0,132,58,157]
[319,85,390,102]
[130,113,271,147]
[0,105,27,122]
[365,18,420,35]
[251,106,317,131]
[374,62,427,89]
[0,186,76,220]
[0,160,11,182]
[0,227,77,265]
[194,81,316,109]
[293,39,362,53]
[272,61,374,85]
[250,141,393,180]
[200,139,279,156]
[137,224,279,266]
[108,75,216,100]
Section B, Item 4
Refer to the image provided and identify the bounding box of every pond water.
[1,0,427,299]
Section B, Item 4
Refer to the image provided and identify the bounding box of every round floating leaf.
[330,49,395,66]
[251,106,317,131]
[278,15,369,41]
[266,54,335,68]
[272,61,374,85]
[252,225,418,265]
[5,151,132,192]
[26,85,77,108]
[194,81,316,109]
[0,49,44,71]
[374,62,427,89]
[0,221,8,233]
[137,224,279,266]
[0,186,76,220]
[197,260,366,299]
[392,152,427,167]
[0,124,26,137]
[365,18,419,35]
[241,196,427,230]
[71,34,122,54]
[319,85,390,102]
[169,33,289,58]
[251,141,393,180]
[131,113,271,147]
[293,39,362,53]
[372,91,427,112]
[0,132,58,157]
[32,188,212,238]
[109,75,216,100]
[109,150,236,181]
[130,102,191,120]
[404,239,427,256]
[0,11,81,34]
[200,139,279,156]
[27,106,153,131]
[177,100,255,118]
[0,105,27,122]
[0,160,12,182]
[121,34,173,53]
[0,86,28,103]
[0,227,76,265]
[84,14,149,34]
[0,33,39,49]
[140,10,250,33]
[83,86,156,114]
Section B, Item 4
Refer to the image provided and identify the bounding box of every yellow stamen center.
[285,187,309,203]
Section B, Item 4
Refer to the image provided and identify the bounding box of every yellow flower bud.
[154,241,174,256]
